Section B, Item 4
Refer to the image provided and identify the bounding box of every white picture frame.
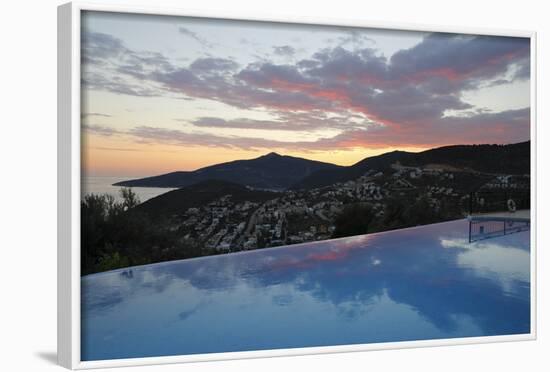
[58,1,537,369]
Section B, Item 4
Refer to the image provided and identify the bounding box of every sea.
[81,176,177,204]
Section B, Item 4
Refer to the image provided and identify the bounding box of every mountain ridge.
[114,152,342,190]
[292,141,530,189]
[115,141,530,191]
[135,179,279,218]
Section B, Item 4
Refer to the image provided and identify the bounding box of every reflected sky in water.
[81,219,530,361]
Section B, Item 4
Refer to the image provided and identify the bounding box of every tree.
[120,187,140,210]
[97,249,130,273]
[402,196,440,226]
[332,203,374,238]
[81,193,114,274]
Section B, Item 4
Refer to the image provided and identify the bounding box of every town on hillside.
[168,163,530,254]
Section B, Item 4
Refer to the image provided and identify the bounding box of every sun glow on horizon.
[83,134,434,177]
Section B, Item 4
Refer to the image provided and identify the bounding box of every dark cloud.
[81,32,170,97]
[82,71,159,97]
[82,30,530,150]
[297,59,320,69]
[513,58,531,80]
[360,85,473,123]
[308,47,388,81]
[189,57,239,74]
[81,32,126,64]
[389,33,530,92]
[237,63,315,88]
[178,26,212,47]
[191,117,225,127]
[310,108,531,149]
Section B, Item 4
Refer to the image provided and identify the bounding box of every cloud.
[322,107,530,149]
[389,33,530,93]
[273,45,296,57]
[237,63,316,89]
[92,146,141,152]
[127,126,288,150]
[82,30,530,151]
[83,124,121,136]
[178,26,213,47]
[81,112,112,118]
[513,58,530,80]
[335,29,375,49]
[81,32,169,97]
[100,106,528,153]
[177,27,199,39]
[307,47,388,83]
[189,57,239,74]
[190,116,316,131]
[126,125,366,152]
[81,32,126,65]
[82,71,159,97]
[190,110,373,131]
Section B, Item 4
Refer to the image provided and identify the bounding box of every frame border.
[57,1,537,369]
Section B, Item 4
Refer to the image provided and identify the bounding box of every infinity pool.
[81,219,530,361]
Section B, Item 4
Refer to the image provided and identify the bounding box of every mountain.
[292,141,530,189]
[291,150,413,190]
[400,141,530,173]
[114,152,342,190]
[117,141,530,192]
[135,179,278,218]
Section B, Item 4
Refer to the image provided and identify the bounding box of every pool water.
[81,219,530,361]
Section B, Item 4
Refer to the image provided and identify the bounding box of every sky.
[81,11,531,177]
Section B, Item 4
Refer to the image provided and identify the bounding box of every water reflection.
[82,219,530,361]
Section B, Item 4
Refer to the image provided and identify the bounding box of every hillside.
[293,141,530,189]
[135,179,279,218]
[116,141,530,192]
[292,150,414,189]
[403,141,530,173]
[114,152,342,190]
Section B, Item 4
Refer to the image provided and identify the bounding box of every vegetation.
[332,196,461,239]
[378,196,442,230]
[294,141,530,190]
[81,188,202,275]
[135,180,277,218]
[332,204,375,238]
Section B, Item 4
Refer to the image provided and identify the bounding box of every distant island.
[82,141,530,275]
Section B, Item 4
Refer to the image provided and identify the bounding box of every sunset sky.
[81,11,530,177]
